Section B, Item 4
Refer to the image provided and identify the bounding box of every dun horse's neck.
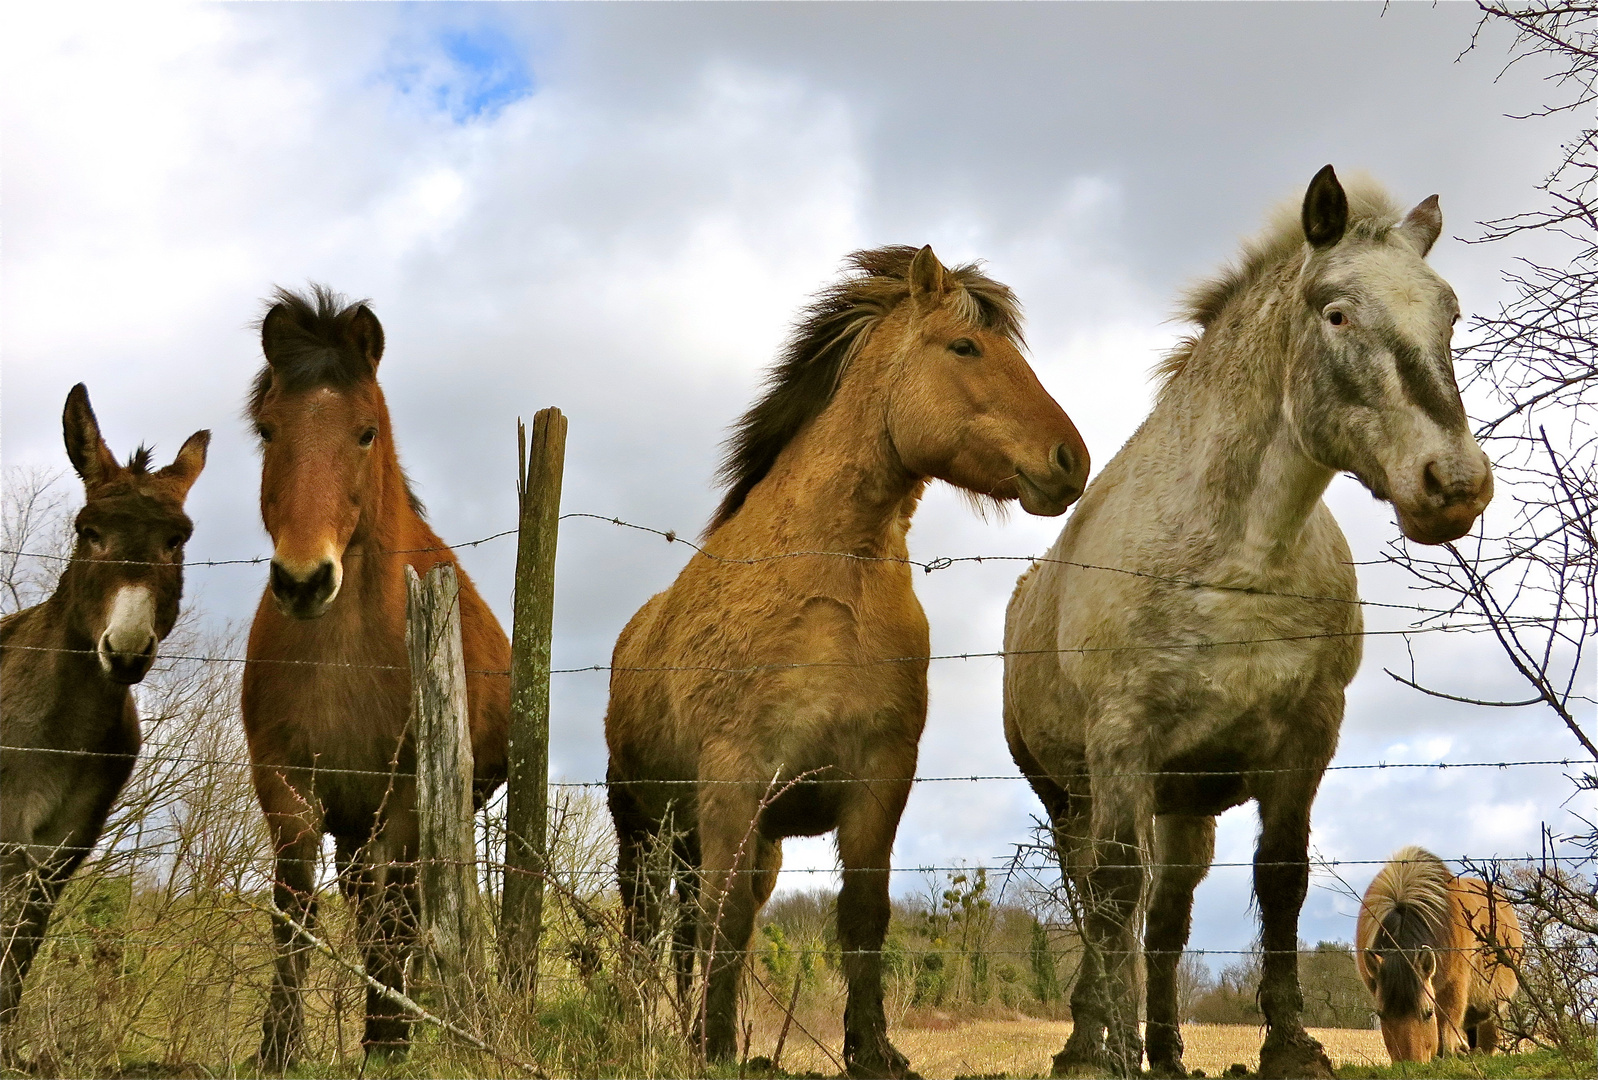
[728,369,919,559]
[1158,290,1333,577]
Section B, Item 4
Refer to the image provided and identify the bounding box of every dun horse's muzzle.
[270,558,341,619]
[1015,441,1090,517]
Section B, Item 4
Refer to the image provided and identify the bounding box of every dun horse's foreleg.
[259,823,321,1072]
[695,787,763,1063]
[1252,775,1333,1080]
[836,782,914,1080]
[1145,814,1215,1078]
[610,786,674,986]
[672,833,700,1005]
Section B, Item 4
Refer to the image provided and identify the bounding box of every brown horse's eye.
[358,427,378,448]
[949,338,982,358]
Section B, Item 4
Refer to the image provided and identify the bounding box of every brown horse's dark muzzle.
[1016,441,1090,517]
[270,558,341,619]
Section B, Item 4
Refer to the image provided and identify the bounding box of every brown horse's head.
[1363,944,1441,1061]
[250,286,402,620]
[884,246,1088,514]
[60,384,208,683]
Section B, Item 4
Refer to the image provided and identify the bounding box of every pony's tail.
[1359,845,1452,952]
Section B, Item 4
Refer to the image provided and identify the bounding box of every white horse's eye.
[1328,310,1346,327]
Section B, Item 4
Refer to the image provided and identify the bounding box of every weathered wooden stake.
[406,562,484,1013]
[501,408,566,998]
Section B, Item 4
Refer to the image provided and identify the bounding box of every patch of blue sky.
[386,22,534,124]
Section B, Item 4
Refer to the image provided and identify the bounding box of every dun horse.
[606,246,1089,1077]
[1357,846,1522,1062]
[1004,168,1493,1078]
[243,288,510,1068]
[1,385,208,1062]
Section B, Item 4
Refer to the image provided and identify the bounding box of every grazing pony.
[243,287,510,1068]
[1003,168,1493,1078]
[1357,846,1522,1062]
[606,246,1089,1077]
[1,385,207,1062]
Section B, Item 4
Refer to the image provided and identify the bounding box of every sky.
[2,2,1593,965]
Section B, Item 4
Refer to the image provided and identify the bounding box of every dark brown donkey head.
[249,286,412,620]
[60,384,208,683]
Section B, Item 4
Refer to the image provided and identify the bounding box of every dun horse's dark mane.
[248,284,426,518]
[707,245,1024,534]
[1156,178,1404,386]
[1361,846,1451,1017]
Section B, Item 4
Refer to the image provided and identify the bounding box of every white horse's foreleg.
[1145,814,1216,1077]
[1085,741,1152,1078]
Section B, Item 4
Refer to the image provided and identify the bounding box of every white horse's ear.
[1302,165,1348,249]
[909,245,947,308]
[1398,195,1443,257]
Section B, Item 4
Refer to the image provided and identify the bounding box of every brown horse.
[606,246,1089,1077]
[242,287,510,1068]
[1,385,207,1064]
[1357,847,1523,1062]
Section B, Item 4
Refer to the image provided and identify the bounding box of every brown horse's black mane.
[707,245,1024,534]
[248,284,426,518]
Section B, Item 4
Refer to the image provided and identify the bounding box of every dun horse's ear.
[1362,951,1382,990]
[260,302,294,368]
[1302,164,1348,250]
[1397,195,1443,257]
[909,245,947,309]
[348,305,384,368]
[1417,945,1437,978]
[157,429,211,499]
[62,383,120,487]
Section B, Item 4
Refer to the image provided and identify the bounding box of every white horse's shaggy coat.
[1004,167,1491,1079]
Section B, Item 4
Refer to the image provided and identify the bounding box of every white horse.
[1004,167,1492,1079]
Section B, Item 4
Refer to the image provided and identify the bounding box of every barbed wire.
[3,743,1584,783]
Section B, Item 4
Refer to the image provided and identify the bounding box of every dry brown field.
[743,992,1390,1079]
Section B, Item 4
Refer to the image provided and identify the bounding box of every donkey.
[1003,167,1493,1078]
[606,246,1089,1077]
[242,288,510,1068]
[1357,847,1522,1062]
[1,385,208,1062]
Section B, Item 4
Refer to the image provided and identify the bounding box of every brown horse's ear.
[348,304,384,369]
[157,429,211,499]
[909,245,947,309]
[260,301,295,369]
[62,383,120,488]
[1397,195,1442,257]
[1302,164,1348,249]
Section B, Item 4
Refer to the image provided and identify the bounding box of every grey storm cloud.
[2,2,1591,960]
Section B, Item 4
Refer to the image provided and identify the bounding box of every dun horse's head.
[250,287,391,620]
[1363,944,1441,1061]
[883,246,1088,515]
[1289,166,1492,544]
[61,384,208,684]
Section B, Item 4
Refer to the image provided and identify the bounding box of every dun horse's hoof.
[1257,1030,1332,1080]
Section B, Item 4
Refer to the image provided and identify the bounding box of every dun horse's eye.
[358,427,378,448]
[948,338,981,358]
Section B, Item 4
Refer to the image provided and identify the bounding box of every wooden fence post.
[501,408,566,997]
[406,562,484,1013]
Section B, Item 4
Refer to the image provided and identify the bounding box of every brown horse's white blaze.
[2,384,207,1058]
[1004,167,1490,1080]
[606,245,1086,1080]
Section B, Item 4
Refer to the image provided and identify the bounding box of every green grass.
[1336,1045,1597,1080]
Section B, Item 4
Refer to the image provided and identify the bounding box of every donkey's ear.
[62,383,120,487]
[1397,195,1443,257]
[1302,164,1348,249]
[909,245,947,309]
[157,429,211,499]
[348,305,384,368]
[260,301,295,368]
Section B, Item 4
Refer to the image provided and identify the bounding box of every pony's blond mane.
[1358,845,1452,954]
[1156,176,1405,385]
